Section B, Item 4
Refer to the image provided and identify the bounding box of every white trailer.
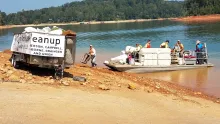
[10,32,76,78]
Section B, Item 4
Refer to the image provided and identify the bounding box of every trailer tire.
[65,49,73,65]
[12,56,19,69]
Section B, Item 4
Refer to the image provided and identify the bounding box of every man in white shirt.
[89,45,97,67]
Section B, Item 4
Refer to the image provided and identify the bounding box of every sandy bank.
[0,25,13,30]
[172,14,220,23]
[0,18,168,30]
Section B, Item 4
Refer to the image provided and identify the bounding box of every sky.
[0,0,80,14]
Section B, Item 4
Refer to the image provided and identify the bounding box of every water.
[1,20,220,97]
[142,59,220,97]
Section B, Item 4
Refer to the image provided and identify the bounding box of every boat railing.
[123,43,210,65]
[131,51,209,65]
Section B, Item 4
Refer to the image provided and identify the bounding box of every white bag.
[23,27,37,33]
[125,46,136,53]
[49,29,63,35]
[110,51,128,64]
[42,27,51,33]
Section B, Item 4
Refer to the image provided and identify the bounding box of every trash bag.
[110,50,127,64]
[23,27,37,33]
[125,46,136,54]
[42,27,51,33]
[49,29,63,35]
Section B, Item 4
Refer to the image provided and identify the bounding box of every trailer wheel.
[55,68,64,80]
[11,55,19,69]
[61,61,65,79]
[54,62,64,80]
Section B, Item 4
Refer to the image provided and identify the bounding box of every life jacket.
[145,43,151,48]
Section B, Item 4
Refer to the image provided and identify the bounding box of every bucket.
[178,58,184,65]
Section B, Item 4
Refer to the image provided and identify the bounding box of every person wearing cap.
[176,40,184,51]
[196,40,203,52]
[195,40,204,64]
[160,40,169,48]
[134,43,142,62]
[135,43,142,52]
[89,45,97,67]
[174,40,184,57]
[144,40,151,48]
[81,45,97,66]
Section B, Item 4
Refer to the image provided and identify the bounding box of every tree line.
[185,0,220,16]
[0,11,6,25]
[0,0,220,26]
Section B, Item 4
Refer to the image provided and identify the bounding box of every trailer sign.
[11,32,65,57]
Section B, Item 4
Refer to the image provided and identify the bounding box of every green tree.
[0,11,6,25]
[185,0,220,15]
[3,0,185,25]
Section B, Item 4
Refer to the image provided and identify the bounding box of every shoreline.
[0,18,169,30]
[172,14,220,23]
[1,14,220,30]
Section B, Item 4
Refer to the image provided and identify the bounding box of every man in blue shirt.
[196,40,204,64]
[196,41,203,52]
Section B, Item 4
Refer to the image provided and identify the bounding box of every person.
[89,45,97,67]
[144,40,151,48]
[176,40,184,52]
[81,45,97,67]
[195,40,204,64]
[174,40,184,57]
[160,40,169,48]
[195,40,205,64]
[196,40,203,52]
[135,43,142,52]
[133,43,142,62]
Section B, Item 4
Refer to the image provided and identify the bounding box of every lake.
[0,20,220,97]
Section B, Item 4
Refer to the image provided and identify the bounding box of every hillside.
[0,0,183,25]
[1,0,220,26]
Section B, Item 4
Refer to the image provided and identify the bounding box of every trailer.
[10,31,76,78]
